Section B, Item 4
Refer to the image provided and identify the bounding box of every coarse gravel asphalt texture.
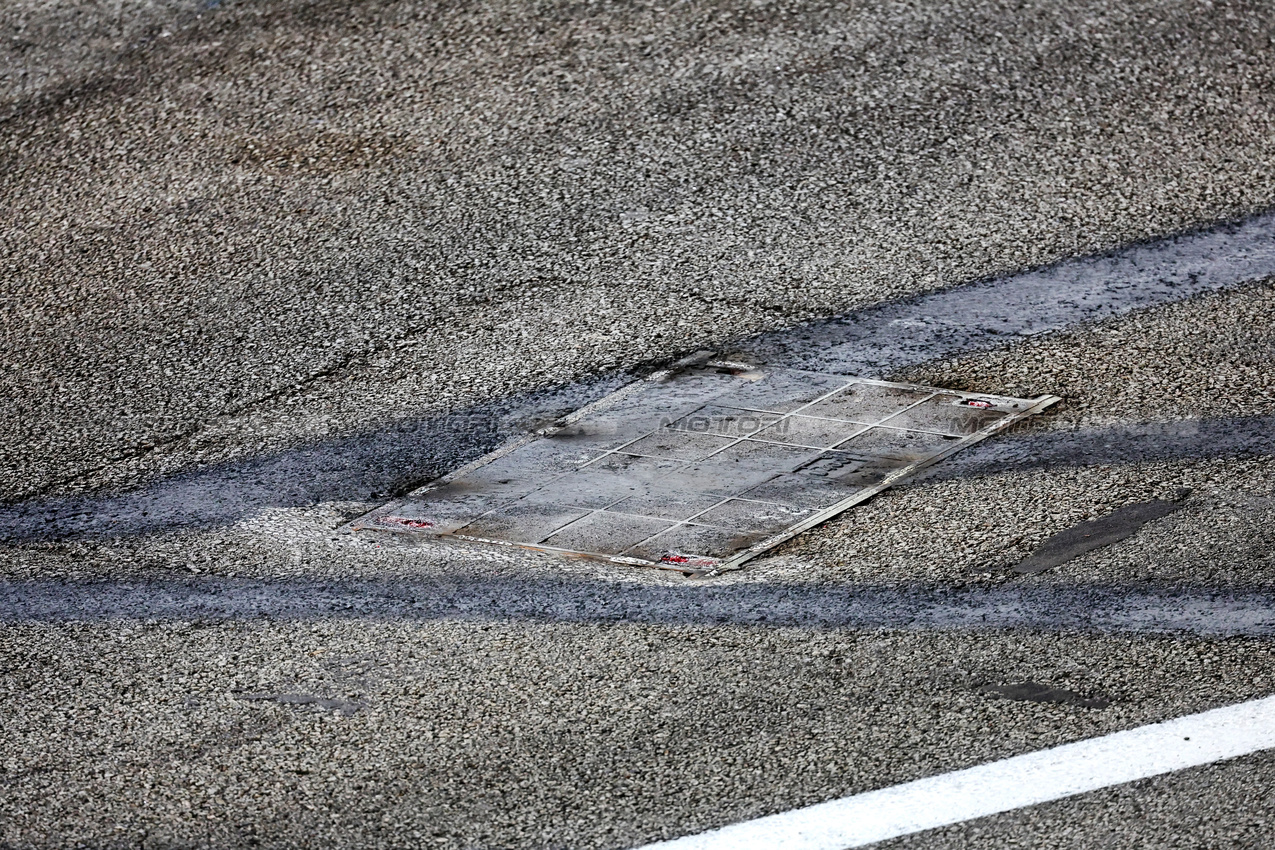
[3,0,1275,847]
[6,0,1275,500]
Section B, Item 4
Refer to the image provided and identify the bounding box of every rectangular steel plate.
[350,355,1058,573]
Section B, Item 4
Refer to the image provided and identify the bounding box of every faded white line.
[638,694,1275,850]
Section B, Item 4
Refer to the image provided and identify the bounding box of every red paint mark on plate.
[659,552,719,568]
[962,399,993,409]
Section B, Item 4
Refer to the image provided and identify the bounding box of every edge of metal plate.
[341,350,717,534]
[715,391,1060,572]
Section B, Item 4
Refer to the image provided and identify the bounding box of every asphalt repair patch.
[350,353,1057,573]
[1014,498,1187,576]
[976,681,1111,710]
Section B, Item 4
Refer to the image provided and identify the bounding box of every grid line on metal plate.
[348,357,1059,574]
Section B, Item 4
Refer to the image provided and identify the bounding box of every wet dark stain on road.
[1014,498,1188,576]
[977,681,1111,709]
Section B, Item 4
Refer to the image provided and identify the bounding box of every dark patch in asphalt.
[737,210,1275,376]
[1,212,1273,546]
[926,416,1275,482]
[1014,500,1187,576]
[0,373,640,543]
[977,681,1110,709]
[1,576,1272,637]
[0,414,1267,547]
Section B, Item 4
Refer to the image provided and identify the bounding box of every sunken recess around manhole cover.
[350,355,1057,574]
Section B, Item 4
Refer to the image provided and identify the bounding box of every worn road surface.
[2,0,1274,847]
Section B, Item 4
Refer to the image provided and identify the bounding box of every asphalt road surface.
[2,0,1274,847]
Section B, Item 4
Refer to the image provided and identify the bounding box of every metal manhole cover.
[350,354,1058,573]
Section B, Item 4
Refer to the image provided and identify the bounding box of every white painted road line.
[638,694,1275,850]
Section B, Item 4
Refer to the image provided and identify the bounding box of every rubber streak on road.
[638,694,1275,850]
